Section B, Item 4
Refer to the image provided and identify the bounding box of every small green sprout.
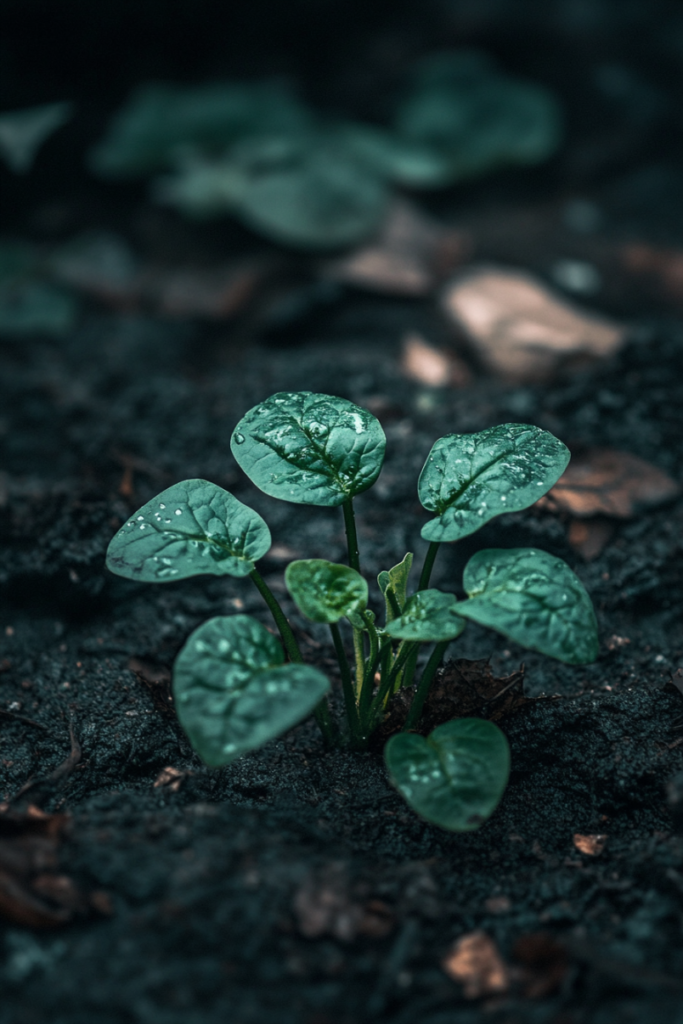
[106,390,598,832]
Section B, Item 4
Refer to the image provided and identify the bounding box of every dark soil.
[3,2,683,1021]
[2,311,683,1024]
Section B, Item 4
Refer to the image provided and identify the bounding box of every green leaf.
[106,479,271,582]
[173,615,330,766]
[347,607,374,630]
[394,51,561,188]
[285,559,368,624]
[385,718,510,831]
[418,423,569,543]
[384,589,466,642]
[378,552,413,622]
[454,548,598,664]
[231,392,386,507]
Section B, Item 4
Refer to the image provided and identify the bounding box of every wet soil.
[2,303,683,1024]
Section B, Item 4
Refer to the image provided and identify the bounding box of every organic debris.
[293,864,394,942]
[401,333,471,388]
[442,931,509,998]
[547,449,680,518]
[442,266,624,381]
[376,658,528,743]
[0,806,95,928]
[573,833,608,856]
[324,199,467,296]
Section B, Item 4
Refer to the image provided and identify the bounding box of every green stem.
[395,644,420,695]
[342,499,366,685]
[386,589,402,620]
[418,541,440,591]
[342,498,361,573]
[403,641,448,732]
[358,640,387,721]
[249,567,302,663]
[368,642,416,723]
[249,567,336,745]
[330,622,361,741]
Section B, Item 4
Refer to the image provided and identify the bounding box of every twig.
[0,709,48,731]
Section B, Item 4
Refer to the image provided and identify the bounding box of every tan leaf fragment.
[442,931,510,998]
[442,266,624,381]
[325,199,467,297]
[401,332,471,388]
[573,833,607,856]
[550,449,679,519]
[567,519,615,561]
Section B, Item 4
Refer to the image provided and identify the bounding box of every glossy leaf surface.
[418,423,569,543]
[286,559,368,624]
[384,589,466,642]
[173,615,329,766]
[231,392,386,506]
[385,718,510,831]
[106,479,270,581]
[378,552,413,622]
[454,548,598,664]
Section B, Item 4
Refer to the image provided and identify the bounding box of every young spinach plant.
[107,391,598,832]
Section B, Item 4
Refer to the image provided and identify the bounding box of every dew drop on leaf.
[234,432,246,445]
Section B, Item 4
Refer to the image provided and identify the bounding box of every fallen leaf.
[401,332,471,388]
[442,931,509,998]
[324,199,467,296]
[622,243,683,301]
[442,266,624,382]
[0,807,90,928]
[149,263,260,319]
[573,833,607,856]
[549,450,679,518]
[567,518,615,560]
[293,864,393,942]
[153,766,188,792]
[484,895,512,914]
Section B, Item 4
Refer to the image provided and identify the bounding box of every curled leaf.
[384,589,465,642]
[378,551,413,622]
[286,559,368,624]
[106,479,271,581]
[418,423,569,543]
[173,615,329,766]
[454,547,598,664]
[231,391,386,506]
[385,718,510,831]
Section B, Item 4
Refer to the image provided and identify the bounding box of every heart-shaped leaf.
[173,615,330,766]
[385,718,510,832]
[418,423,569,543]
[378,551,413,622]
[106,479,271,582]
[285,559,368,624]
[231,392,386,507]
[384,588,466,642]
[454,548,598,664]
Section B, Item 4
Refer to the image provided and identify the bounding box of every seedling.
[107,391,598,832]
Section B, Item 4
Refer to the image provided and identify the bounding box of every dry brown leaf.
[442,266,624,382]
[401,333,472,388]
[150,264,260,319]
[128,657,174,718]
[549,450,679,519]
[573,833,607,856]
[622,243,683,300]
[293,864,393,942]
[324,199,467,297]
[0,807,89,928]
[442,931,509,998]
[567,518,615,560]
[153,766,188,793]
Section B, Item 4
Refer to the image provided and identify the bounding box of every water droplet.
[137,515,144,521]
[175,509,182,515]
[234,432,246,445]
[159,503,166,509]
